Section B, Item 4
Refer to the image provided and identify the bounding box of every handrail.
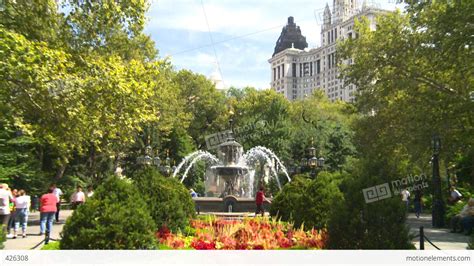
[418,226,442,250]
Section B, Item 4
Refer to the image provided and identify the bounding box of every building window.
[282,64,285,77]
[292,63,296,77]
[303,63,310,76]
[316,60,321,74]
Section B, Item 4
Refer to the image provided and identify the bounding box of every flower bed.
[156,216,327,250]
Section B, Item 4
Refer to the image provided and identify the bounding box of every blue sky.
[145,0,404,89]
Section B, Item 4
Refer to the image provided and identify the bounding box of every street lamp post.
[301,138,324,178]
[431,134,445,228]
[137,146,172,177]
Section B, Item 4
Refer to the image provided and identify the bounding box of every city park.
[0,1,473,250]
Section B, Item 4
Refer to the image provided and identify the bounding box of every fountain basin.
[194,196,272,213]
[212,165,249,176]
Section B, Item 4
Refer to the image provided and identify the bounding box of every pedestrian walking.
[413,189,423,218]
[51,184,63,222]
[13,190,30,238]
[6,188,18,238]
[0,184,13,233]
[255,186,270,216]
[39,188,57,236]
[401,187,410,211]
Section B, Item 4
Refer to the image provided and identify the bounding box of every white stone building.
[269,0,386,102]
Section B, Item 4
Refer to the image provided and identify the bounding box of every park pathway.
[4,210,73,250]
[407,213,470,250]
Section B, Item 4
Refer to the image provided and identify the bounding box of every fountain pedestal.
[194,196,271,213]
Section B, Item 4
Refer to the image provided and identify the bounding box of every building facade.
[269,0,385,102]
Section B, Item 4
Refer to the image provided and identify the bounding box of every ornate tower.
[333,0,358,23]
[323,3,331,29]
[273,16,308,56]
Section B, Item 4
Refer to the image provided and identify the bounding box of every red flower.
[191,239,216,250]
[156,225,172,241]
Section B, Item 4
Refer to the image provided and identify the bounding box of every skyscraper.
[269,1,386,102]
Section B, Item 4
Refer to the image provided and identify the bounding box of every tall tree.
[338,1,474,170]
[173,70,228,150]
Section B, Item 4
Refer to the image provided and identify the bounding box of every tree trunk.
[55,164,66,179]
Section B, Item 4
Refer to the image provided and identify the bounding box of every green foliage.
[60,176,157,249]
[62,0,157,61]
[0,0,182,184]
[287,92,356,173]
[270,173,343,230]
[231,88,292,157]
[173,70,228,150]
[1,0,62,44]
[41,241,60,250]
[132,168,195,232]
[0,225,5,250]
[327,170,414,249]
[445,201,465,226]
[338,1,474,172]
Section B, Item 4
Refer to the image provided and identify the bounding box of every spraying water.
[173,150,204,177]
[180,152,218,183]
[247,146,291,182]
[174,143,290,198]
[243,148,281,190]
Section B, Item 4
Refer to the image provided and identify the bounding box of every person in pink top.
[39,188,57,236]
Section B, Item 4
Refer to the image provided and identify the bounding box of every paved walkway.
[4,210,73,250]
[407,213,470,250]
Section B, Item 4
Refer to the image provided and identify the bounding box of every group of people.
[401,188,424,218]
[401,186,474,235]
[0,183,94,240]
[448,187,474,235]
[0,185,31,238]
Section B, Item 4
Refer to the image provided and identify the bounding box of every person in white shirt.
[51,184,63,222]
[448,186,462,204]
[86,185,94,198]
[0,184,13,233]
[401,188,411,210]
[70,186,86,209]
[13,190,30,238]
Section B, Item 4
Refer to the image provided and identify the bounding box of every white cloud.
[146,0,404,88]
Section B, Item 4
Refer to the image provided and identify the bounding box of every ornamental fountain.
[173,119,291,213]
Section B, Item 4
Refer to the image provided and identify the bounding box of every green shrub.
[60,176,157,249]
[0,225,5,249]
[270,173,343,230]
[327,174,415,249]
[446,201,465,225]
[469,234,474,250]
[132,168,195,232]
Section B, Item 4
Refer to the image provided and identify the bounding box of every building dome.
[209,69,225,90]
[273,16,308,56]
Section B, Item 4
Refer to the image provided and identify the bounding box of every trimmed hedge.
[132,168,195,232]
[60,176,157,249]
[327,174,415,249]
[270,173,343,230]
